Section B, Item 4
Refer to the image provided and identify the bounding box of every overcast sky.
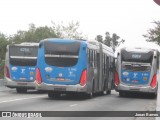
[0,0,160,50]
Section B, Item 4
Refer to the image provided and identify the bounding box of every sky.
[0,0,160,50]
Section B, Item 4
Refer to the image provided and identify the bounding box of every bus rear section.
[4,43,38,93]
[114,48,158,97]
[35,39,95,98]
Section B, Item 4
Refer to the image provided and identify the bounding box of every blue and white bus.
[35,38,115,98]
[4,42,39,93]
[114,47,158,97]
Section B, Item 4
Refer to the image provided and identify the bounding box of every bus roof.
[9,42,39,46]
[120,47,155,53]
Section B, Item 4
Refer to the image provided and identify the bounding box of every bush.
[0,61,4,79]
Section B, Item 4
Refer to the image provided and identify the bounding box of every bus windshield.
[9,46,38,66]
[44,41,81,67]
[121,49,153,63]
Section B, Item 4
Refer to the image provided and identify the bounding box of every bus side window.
[92,50,95,68]
[94,51,97,67]
[87,49,90,63]
[88,49,93,68]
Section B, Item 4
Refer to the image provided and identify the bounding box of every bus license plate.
[54,88,66,91]
[129,88,140,91]
[56,78,65,81]
[17,82,27,85]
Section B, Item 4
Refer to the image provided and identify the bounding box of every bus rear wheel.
[119,91,125,97]
[107,90,111,95]
[151,93,157,98]
[16,88,27,93]
[84,92,93,99]
[48,92,60,99]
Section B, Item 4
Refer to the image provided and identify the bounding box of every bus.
[4,42,39,93]
[35,38,115,98]
[114,47,158,97]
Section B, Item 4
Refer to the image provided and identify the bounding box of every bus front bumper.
[35,82,87,93]
[115,83,158,93]
[4,77,35,89]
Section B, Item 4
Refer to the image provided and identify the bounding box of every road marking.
[0,95,46,104]
[70,104,78,107]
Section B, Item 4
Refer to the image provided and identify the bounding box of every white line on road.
[0,95,46,104]
[70,104,78,107]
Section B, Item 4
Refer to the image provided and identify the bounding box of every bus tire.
[85,83,94,99]
[48,92,60,99]
[151,93,157,98]
[85,92,93,99]
[119,91,125,97]
[16,88,27,93]
[107,90,111,95]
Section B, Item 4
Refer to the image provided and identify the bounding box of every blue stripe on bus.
[10,65,36,81]
[121,70,150,84]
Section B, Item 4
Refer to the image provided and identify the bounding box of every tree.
[95,35,103,43]
[143,21,160,45]
[0,33,8,78]
[10,21,86,44]
[95,32,125,51]
[0,33,8,61]
[10,23,58,43]
[104,32,112,47]
[52,21,85,39]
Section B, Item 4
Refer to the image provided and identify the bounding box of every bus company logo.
[11,67,17,71]
[132,54,141,59]
[133,73,138,78]
[21,69,25,74]
[59,73,63,77]
[30,71,34,75]
[123,72,129,76]
[45,67,53,72]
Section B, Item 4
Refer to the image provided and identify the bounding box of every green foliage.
[96,35,103,43]
[143,21,160,45]
[0,33,9,61]
[0,60,4,78]
[0,33,8,78]
[10,23,58,44]
[52,21,85,39]
[95,32,125,51]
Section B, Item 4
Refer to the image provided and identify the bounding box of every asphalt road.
[0,83,156,120]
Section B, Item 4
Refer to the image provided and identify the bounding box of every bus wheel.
[119,91,125,97]
[107,90,111,95]
[16,88,27,93]
[85,92,93,99]
[48,92,60,99]
[151,93,157,98]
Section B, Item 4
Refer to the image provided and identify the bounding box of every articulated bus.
[115,47,159,97]
[4,42,39,93]
[35,38,115,98]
